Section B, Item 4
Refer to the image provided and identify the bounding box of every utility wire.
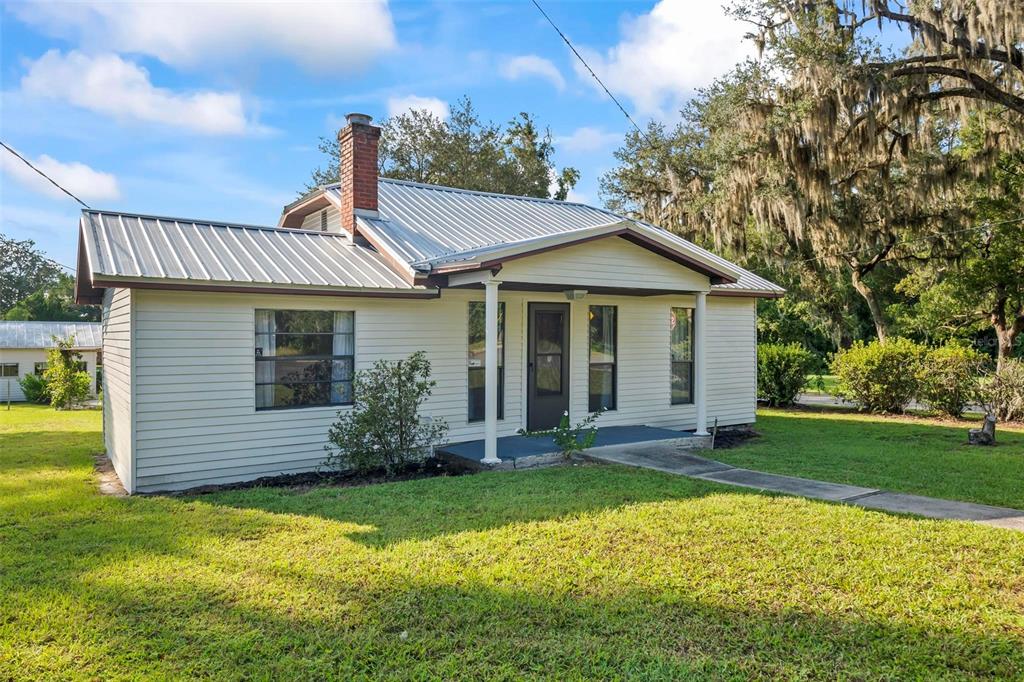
[530,0,657,148]
[1,140,91,209]
[792,215,1024,265]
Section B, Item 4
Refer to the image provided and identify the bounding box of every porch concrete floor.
[439,425,696,464]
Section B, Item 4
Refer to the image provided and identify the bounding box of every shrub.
[757,343,816,406]
[43,336,91,410]
[917,344,989,418]
[324,351,448,476]
[831,337,925,413]
[18,373,51,404]
[528,409,606,459]
[985,359,1024,422]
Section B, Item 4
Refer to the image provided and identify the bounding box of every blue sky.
[1,0,761,268]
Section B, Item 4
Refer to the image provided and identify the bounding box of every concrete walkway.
[586,442,1024,532]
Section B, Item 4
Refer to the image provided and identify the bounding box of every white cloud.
[1,149,120,202]
[574,0,753,115]
[555,126,622,153]
[500,55,566,91]
[21,50,264,136]
[9,1,396,73]
[386,95,449,120]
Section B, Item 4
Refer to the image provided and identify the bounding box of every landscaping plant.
[324,351,448,476]
[756,343,816,406]
[524,409,606,459]
[42,336,90,410]
[985,359,1024,422]
[17,373,50,405]
[917,344,989,418]
[831,338,925,413]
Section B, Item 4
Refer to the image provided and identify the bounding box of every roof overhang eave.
[88,274,439,299]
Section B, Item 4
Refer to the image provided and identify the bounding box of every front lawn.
[2,404,1023,679]
[717,407,1024,510]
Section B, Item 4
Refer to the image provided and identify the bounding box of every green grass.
[803,374,838,394]
[2,404,1023,680]
[716,408,1024,510]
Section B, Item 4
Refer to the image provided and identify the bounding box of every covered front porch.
[437,425,711,470]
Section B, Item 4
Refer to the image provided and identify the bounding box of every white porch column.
[482,279,501,464]
[694,291,709,436]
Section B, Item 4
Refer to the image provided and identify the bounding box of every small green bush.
[18,373,51,404]
[985,359,1024,422]
[917,344,989,418]
[757,343,816,406]
[325,351,448,476]
[831,338,925,413]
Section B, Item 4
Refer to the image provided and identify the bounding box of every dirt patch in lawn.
[713,427,760,449]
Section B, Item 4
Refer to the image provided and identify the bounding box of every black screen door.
[528,303,570,431]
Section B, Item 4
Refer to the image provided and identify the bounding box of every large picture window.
[255,310,354,410]
[588,305,617,411]
[468,301,504,422]
[670,307,694,405]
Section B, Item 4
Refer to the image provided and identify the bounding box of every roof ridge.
[81,209,357,241]
[377,177,605,209]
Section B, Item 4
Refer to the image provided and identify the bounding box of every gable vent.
[320,210,328,232]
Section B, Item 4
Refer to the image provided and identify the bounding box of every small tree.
[324,351,448,476]
[43,336,90,410]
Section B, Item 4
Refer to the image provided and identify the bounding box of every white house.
[0,321,102,402]
[74,113,783,494]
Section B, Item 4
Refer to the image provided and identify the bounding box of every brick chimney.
[338,112,380,235]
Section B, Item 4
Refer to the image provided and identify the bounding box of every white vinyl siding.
[496,236,711,292]
[102,287,134,491]
[125,286,757,492]
[300,206,342,233]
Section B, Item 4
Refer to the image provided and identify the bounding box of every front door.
[528,303,570,431]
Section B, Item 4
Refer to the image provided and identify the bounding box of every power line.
[792,215,1024,265]
[529,0,656,147]
[0,140,91,209]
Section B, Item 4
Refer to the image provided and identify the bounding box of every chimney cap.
[345,112,373,126]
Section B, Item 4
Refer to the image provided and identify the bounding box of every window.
[320,210,328,232]
[589,305,617,411]
[670,307,694,405]
[468,301,504,421]
[0,364,17,378]
[255,310,354,410]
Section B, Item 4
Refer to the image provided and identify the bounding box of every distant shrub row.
[758,339,1024,420]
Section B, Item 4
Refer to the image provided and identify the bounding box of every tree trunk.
[989,290,1023,372]
[850,267,890,342]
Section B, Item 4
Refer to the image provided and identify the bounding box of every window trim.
[467,300,505,423]
[670,307,695,406]
[0,363,18,378]
[588,304,617,412]
[254,309,355,412]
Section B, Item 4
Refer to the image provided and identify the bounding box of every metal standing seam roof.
[79,210,418,291]
[335,178,784,296]
[0,322,102,349]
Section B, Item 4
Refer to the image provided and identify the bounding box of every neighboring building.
[0,321,102,402]
[74,113,783,494]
